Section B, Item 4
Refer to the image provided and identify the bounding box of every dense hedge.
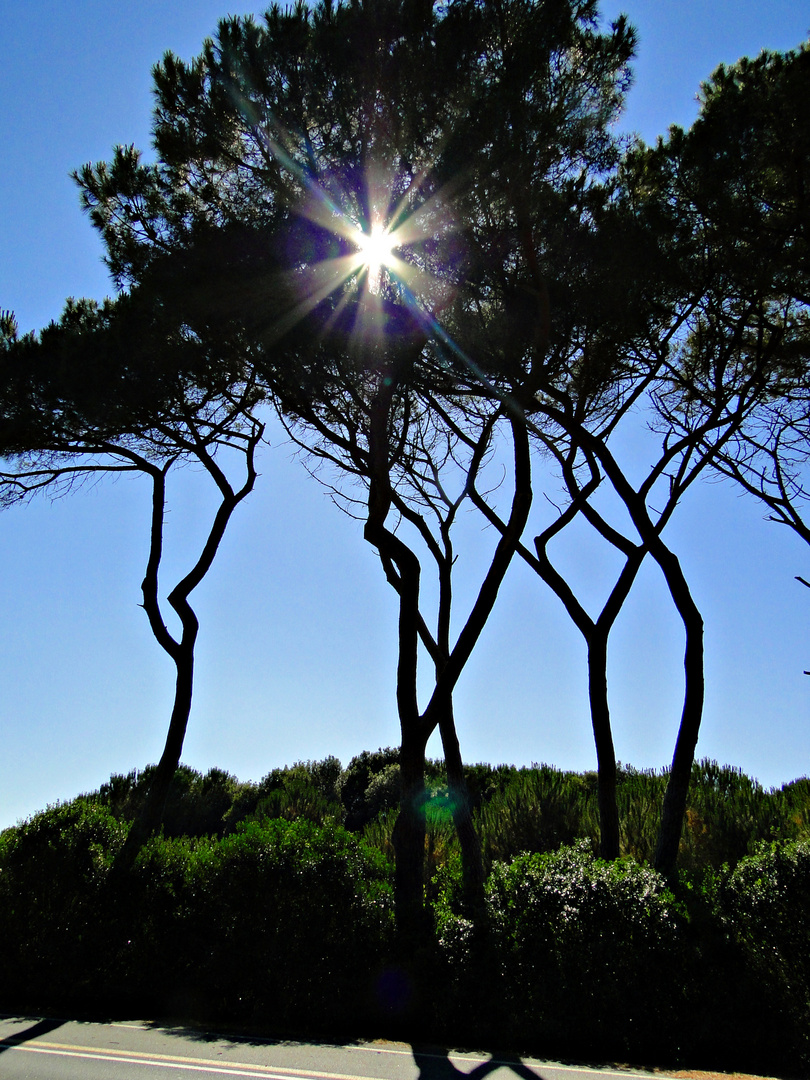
[0,807,394,1030]
[434,842,684,1060]
[0,802,126,1006]
[710,839,810,1071]
[2,759,810,1073]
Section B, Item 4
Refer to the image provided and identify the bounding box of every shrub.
[475,767,596,867]
[364,763,400,820]
[338,747,400,830]
[615,765,664,862]
[93,764,247,838]
[117,817,394,1029]
[438,842,683,1061]
[679,761,788,873]
[776,776,810,836]
[711,839,810,1072]
[0,802,127,1007]
[252,774,342,825]
[0,807,393,1030]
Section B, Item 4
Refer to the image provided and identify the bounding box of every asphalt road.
[0,1015,656,1080]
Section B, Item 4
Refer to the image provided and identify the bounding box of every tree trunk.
[438,699,484,910]
[587,632,620,860]
[654,549,705,880]
[115,642,195,871]
[108,417,261,878]
[393,727,430,939]
[566,429,707,882]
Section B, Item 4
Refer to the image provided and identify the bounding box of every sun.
[354,222,397,294]
[277,159,459,338]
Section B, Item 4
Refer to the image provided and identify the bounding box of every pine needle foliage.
[33,754,810,878]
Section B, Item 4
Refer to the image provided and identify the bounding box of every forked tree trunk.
[364,368,430,935]
[531,517,639,863]
[564,426,707,882]
[366,389,529,933]
[111,422,261,875]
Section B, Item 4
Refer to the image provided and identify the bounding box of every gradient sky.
[1,2,809,830]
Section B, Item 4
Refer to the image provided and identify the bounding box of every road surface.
[0,1015,659,1080]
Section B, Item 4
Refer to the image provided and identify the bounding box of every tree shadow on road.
[0,1016,66,1054]
[142,1018,358,1049]
[412,1045,542,1080]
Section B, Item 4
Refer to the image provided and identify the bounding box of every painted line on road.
[0,1039,402,1079]
[94,1029,646,1080]
[2,1043,305,1076]
[0,1022,653,1080]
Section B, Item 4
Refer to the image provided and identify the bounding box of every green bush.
[678,762,789,873]
[776,776,810,836]
[475,767,596,867]
[5,755,810,1065]
[115,817,394,1028]
[92,764,248,837]
[250,772,343,826]
[364,763,401,820]
[0,802,127,1007]
[711,839,810,1071]
[0,807,393,1030]
[338,747,400,830]
[438,842,683,1060]
[615,766,664,863]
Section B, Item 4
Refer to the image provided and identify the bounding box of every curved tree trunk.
[364,364,431,935]
[116,641,195,868]
[530,504,639,862]
[365,391,529,932]
[560,424,707,882]
[438,698,484,910]
[112,418,262,874]
[653,546,705,879]
[588,632,620,860]
[427,415,531,903]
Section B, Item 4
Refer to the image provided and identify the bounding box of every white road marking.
[4,1043,298,1076]
[0,1020,652,1080]
[1,1039,401,1079]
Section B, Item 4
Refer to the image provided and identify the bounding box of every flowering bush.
[438,841,683,1059]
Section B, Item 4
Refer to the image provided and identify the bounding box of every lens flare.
[252,122,462,342]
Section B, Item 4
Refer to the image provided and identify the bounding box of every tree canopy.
[2,1,809,922]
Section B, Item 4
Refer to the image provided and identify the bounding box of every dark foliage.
[436,842,684,1060]
[3,756,810,1071]
[0,803,127,1008]
[710,840,810,1072]
[68,756,810,873]
[113,818,394,1028]
[338,747,402,830]
[0,808,393,1032]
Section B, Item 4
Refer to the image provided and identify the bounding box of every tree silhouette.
[65,0,634,925]
[640,42,810,868]
[0,288,264,861]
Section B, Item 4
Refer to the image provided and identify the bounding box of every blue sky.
[1,2,809,829]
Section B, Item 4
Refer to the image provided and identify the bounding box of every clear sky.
[1,2,809,830]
